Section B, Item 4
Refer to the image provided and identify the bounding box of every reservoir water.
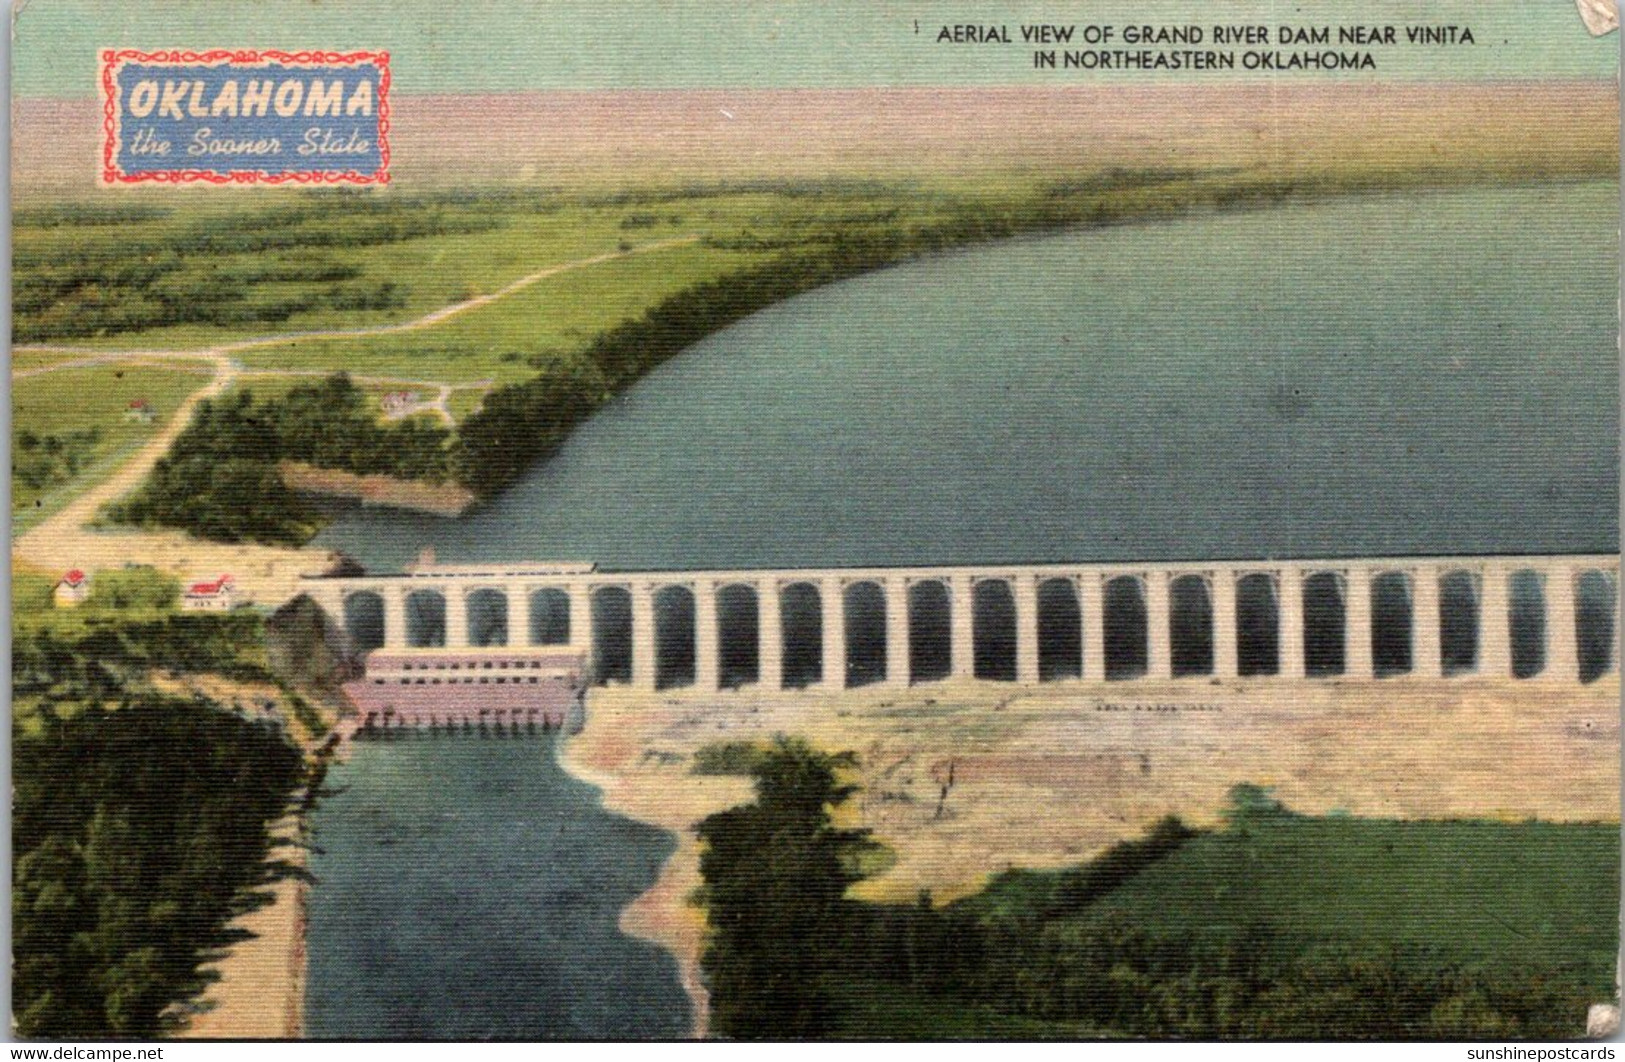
[304,736,691,1039]
[314,182,1619,573]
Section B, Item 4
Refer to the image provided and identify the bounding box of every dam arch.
[590,586,632,685]
[530,588,571,646]
[844,581,887,688]
[1036,577,1082,681]
[466,588,509,647]
[1439,570,1479,676]
[1510,569,1546,679]
[405,589,446,648]
[779,582,823,689]
[1236,573,1279,676]
[1103,576,1148,680]
[716,583,760,689]
[1370,572,1413,677]
[908,580,952,684]
[973,579,1017,682]
[1577,569,1617,683]
[343,590,385,654]
[654,586,696,690]
[1302,572,1345,677]
[1170,574,1214,677]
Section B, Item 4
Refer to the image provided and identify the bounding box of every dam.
[302,552,1619,705]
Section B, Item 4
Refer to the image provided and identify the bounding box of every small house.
[380,390,420,416]
[123,399,155,424]
[183,574,235,611]
[53,569,90,608]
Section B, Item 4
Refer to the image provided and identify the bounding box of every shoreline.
[552,674,1620,1042]
[559,718,734,1040]
[281,462,476,519]
[177,814,310,1039]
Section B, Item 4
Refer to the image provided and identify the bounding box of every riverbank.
[281,462,475,518]
[564,675,1620,1036]
[177,815,309,1039]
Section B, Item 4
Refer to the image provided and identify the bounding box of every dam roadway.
[302,553,1620,717]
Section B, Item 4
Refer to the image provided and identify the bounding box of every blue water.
[315,182,1619,572]
[304,736,691,1039]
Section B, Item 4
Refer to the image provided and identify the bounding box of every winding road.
[11,235,700,591]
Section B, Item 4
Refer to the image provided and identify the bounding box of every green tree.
[696,737,874,1039]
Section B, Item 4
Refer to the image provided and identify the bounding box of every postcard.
[10,0,1620,1043]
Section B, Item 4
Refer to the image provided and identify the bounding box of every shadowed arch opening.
[1577,570,1617,684]
[466,588,509,647]
[1510,569,1546,679]
[973,580,1017,681]
[530,588,571,646]
[344,591,384,654]
[1170,575,1214,677]
[1439,571,1480,676]
[590,587,632,685]
[908,581,952,684]
[405,590,446,648]
[1236,574,1279,676]
[780,582,823,689]
[1371,572,1412,677]
[717,584,760,690]
[1036,578,1081,681]
[655,586,696,690]
[1104,576,1148,680]
[1302,572,1345,678]
[844,581,886,688]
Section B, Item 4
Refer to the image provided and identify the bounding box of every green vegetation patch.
[106,373,452,546]
[12,699,307,1037]
[696,746,1620,1040]
[12,365,207,529]
[1074,790,1621,990]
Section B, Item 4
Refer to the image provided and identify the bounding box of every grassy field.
[235,238,767,385]
[974,806,1621,998]
[11,364,211,531]
[11,187,951,355]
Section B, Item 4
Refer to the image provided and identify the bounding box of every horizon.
[13,0,1617,99]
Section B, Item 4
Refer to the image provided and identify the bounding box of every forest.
[11,580,313,1037]
[697,740,1618,1040]
[106,373,452,545]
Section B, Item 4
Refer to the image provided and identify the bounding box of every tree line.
[696,741,1605,1040]
[107,373,453,546]
[12,591,313,1037]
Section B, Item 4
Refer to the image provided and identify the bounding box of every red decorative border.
[100,49,391,186]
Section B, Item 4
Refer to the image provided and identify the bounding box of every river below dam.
[300,181,1617,1037]
[303,735,691,1039]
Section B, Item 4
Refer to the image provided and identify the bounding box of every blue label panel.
[115,61,383,177]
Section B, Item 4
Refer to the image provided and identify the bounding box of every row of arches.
[561,568,1616,691]
[343,587,574,653]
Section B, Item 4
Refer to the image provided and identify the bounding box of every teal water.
[304,736,691,1039]
[314,182,1619,573]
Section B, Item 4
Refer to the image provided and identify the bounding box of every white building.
[53,569,90,608]
[182,574,235,611]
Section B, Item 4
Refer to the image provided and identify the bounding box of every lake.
[314,182,1619,573]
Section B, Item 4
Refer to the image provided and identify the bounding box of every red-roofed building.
[182,574,235,611]
[123,399,155,424]
[53,569,90,608]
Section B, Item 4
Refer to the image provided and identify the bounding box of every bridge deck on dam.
[303,554,1620,695]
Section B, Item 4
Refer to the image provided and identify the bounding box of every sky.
[11,0,1619,97]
